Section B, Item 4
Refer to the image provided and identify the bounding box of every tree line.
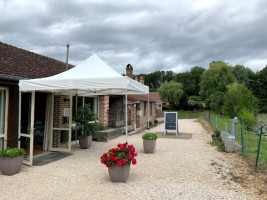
[136,62,267,128]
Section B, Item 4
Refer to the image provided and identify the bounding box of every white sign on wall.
[64,108,70,117]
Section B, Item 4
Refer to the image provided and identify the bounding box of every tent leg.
[18,91,21,148]
[125,90,128,144]
[75,94,78,143]
[147,92,149,132]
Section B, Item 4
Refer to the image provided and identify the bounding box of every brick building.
[97,64,162,131]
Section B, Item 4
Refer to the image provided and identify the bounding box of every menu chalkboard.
[164,112,178,136]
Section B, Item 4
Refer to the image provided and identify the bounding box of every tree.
[223,83,258,118]
[158,81,183,109]
[209,91,226,116]
[173,72,195,96]
[247,66,267,112]
[199,61,236,101]
[233,65,249,86]
[190,66,205,94]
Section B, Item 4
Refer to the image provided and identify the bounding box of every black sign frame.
[164,112,178,136]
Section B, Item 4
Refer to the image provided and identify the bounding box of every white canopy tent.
[19,54,148,96]
[19,54,149,146]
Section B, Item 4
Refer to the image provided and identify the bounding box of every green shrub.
[162,106,167,111]
[154,120,158,124]
[149,121,153,127]
[167,104,172,111]
[238,109,256,130]
[142,133,158,140]
[0,148,26,158]
[214,129,221,137]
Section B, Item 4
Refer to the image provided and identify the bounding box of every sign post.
[164,112,178,136]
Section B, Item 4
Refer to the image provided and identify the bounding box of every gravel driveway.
[0,119,257,200]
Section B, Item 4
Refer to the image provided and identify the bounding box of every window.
[72,96,98,119]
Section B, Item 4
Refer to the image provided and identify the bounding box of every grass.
[203,111,267,172]
[210,140,225,152]
[176,110,202,119]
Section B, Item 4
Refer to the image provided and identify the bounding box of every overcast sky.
[1,0,267,74]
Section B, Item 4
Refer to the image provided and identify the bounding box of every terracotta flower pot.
[79,135,92,149]
[143,139,156,153]
[0,155,24,176]
[108,165,130,183]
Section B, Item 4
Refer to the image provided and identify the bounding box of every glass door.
[20,92,35,165]
[49,93,72,152]
[0,87,8,150]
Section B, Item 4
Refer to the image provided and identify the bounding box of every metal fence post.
[255,126,263,171]
[240,118,245,153]
[210,114,213,128]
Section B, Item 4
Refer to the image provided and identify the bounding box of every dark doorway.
[33,92,47,155]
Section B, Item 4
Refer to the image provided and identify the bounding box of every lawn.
[203,111,267,172]
[167,110,202,119]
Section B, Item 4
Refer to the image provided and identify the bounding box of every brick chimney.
[139,75,144,84]
[126,64,133,79]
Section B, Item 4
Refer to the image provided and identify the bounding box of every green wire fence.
[202,111,267,173]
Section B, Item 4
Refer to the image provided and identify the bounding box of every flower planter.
[79,135,92,149]
[108,165,130,183]
[0,155,24,176]
[143,139,156,153]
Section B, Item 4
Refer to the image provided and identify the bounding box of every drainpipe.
[66,43,70,70]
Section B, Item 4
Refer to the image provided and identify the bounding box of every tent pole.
[18,91,21,148]
[147,92,150,132]
[125,90,128,144]
[75,94,78,143]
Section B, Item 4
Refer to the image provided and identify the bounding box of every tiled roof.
[0,41,75,79]
[128,92,161,102]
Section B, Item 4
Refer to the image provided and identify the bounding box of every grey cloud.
[0,0,267,74]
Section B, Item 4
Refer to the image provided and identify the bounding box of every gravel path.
[0,119,257,200]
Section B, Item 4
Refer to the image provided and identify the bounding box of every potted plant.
[212,129,221,141]
[74,104,97,149]
[100,143,137,183]
[154,119,158,127]
[142,133,158,153]
[0,148,26,176]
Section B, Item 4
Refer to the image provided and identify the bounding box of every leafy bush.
[223,83,258,118]
[187,103,203,111]
[0,148,26,158]
[238,109,256,130]
[189,96,202,101]
[149,121,153,127]
[142,133,158,140]
[73,104,97,137]
[162,106,167,111]
[214,129,221,137]
[154,120,158,124]
[167,104,172,111]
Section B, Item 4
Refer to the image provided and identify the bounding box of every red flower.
[103,153,107,158]
[101,159,104,164]
[111,153,115,157]
[106,163,111,167]
[117,161,122,166]
[133,152,138,156]
[114,157,118,161]
[122,159,127,165]
[128,154,133,160]
[132,159,137,165]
